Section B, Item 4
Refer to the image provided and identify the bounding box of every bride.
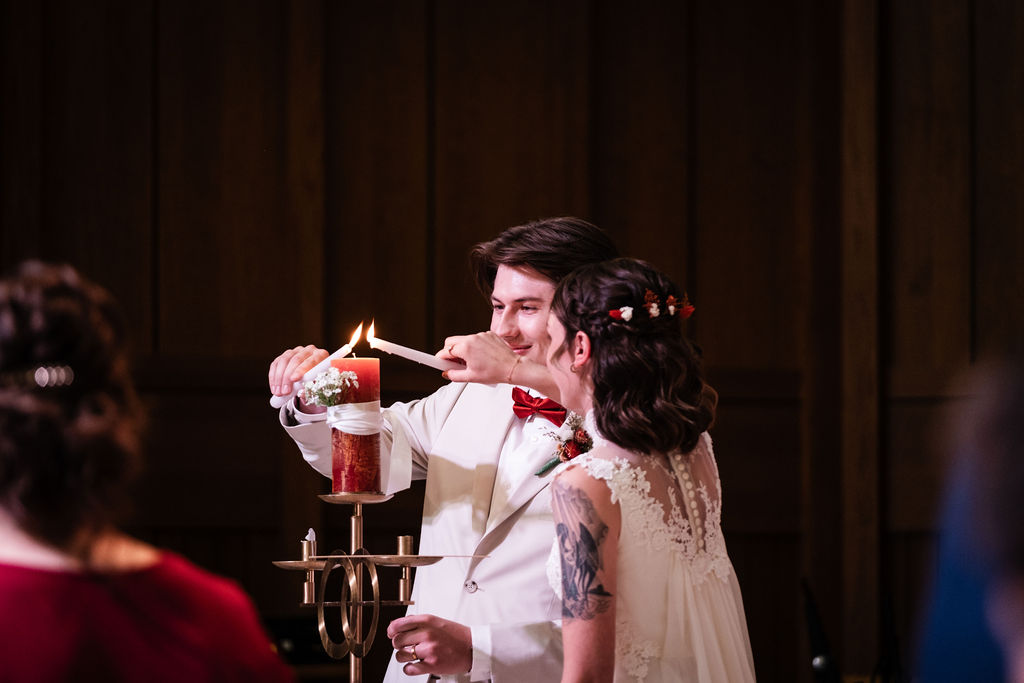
[544,258,756,682]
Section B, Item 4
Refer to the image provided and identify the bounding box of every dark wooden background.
[2,1,1021,681]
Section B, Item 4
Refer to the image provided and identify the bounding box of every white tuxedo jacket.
[281,382,563,682]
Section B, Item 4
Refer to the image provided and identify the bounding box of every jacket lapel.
[430,383,517,539]
[480,442,555,539]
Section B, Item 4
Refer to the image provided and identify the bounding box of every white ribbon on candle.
[325,401,382,435]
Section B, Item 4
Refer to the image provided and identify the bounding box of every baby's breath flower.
[301,367,359,407]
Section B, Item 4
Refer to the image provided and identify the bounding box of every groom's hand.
[387,614,472,676]
[268,345,328,396]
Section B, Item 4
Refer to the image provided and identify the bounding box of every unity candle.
[327,357,382,494]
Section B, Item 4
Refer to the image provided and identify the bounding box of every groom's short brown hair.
[470,217,619,296]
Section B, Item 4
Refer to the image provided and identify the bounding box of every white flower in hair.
[643,289,662,318]
[619,306,633,321]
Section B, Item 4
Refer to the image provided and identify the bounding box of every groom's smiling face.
[489,264,557,366]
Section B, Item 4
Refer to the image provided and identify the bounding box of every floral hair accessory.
[301,367,359,407]
[0,365,75,389]
[534,411,593,477]
[666,293,695,319]
[608,306,633,321]
[644,289,661,318]
[608,291,694,322]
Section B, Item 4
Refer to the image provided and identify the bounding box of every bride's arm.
[551,466,620,683]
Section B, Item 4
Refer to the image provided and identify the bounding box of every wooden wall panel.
[275,0,329,583]
[711,373,803,679]
[158,0,301,358]
[323,0,430,351]
[975,0,1024,358]
[136,393,284,528]
[590,1,690,282]
[131,390,294,617]
[282,0,327,352]
[692,0,806,371]
[729,533,802,683]
[1,0,154,350]
[712,387,803,534]
[885,531,938,673]
[840,0,880,672]
[885,0,972,397]
[886,400,952,533]
[433,0,591,338]
[0,1,42,267]
[796,2,843,673]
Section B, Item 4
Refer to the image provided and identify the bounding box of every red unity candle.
[328,357,382,494]
[330,357,380,403]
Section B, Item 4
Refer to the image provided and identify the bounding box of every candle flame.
[366,320,376,346]
[349,322,364,348]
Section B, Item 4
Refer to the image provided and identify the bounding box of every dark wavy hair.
[470,216,619,295]
[0,261,143,553]
[551,258,716,454]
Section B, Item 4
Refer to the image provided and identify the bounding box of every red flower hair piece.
[607,292,695,323]
[643,289,661,318]
[666,293,695,319]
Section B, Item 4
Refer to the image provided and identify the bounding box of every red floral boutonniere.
[534,412,593,477]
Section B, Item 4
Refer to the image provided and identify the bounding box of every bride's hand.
[438,332,518,385]
[440,332,560,400]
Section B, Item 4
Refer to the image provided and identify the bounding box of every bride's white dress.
[547,422,756,682]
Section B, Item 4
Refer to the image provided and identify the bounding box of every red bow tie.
[511,387,567,427]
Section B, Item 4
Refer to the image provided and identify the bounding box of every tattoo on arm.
[552,479,613,621]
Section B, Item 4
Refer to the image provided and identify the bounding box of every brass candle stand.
[273,491,444,683]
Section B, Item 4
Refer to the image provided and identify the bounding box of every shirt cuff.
[468,624,492,681]
[289,396,327,425]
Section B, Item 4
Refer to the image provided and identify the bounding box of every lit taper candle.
[366,322,463,372]
[269,322,364,408]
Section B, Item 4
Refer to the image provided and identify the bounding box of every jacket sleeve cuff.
[278,402,331,478]
[286,396,328,425]
[468,624,492,681]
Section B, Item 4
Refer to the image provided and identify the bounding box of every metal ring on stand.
[316,549,381,659]
[317,550,353,659]
[340,549,380,657]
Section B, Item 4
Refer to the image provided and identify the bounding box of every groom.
[269,217,618,682]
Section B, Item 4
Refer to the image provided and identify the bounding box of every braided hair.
[551,258,715,454]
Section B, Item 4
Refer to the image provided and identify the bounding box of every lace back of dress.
[665,433,722,555]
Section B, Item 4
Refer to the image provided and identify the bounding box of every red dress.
[0,551,294,683]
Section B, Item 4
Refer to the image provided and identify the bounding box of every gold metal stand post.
[349,503,362,683]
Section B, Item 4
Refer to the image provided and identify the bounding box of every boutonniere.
[534,411,593,477]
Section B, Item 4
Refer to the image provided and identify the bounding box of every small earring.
[569,364,577,374]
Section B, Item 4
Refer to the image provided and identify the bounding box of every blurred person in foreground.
[917,361,1024,683]
[544,258,756,682]
[0,261,293,682]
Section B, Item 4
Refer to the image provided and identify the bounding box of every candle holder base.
[319,492,393,504]
[274,494,486,682]
[274,554,447,571]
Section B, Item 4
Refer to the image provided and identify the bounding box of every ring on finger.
[411,644,418,660]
